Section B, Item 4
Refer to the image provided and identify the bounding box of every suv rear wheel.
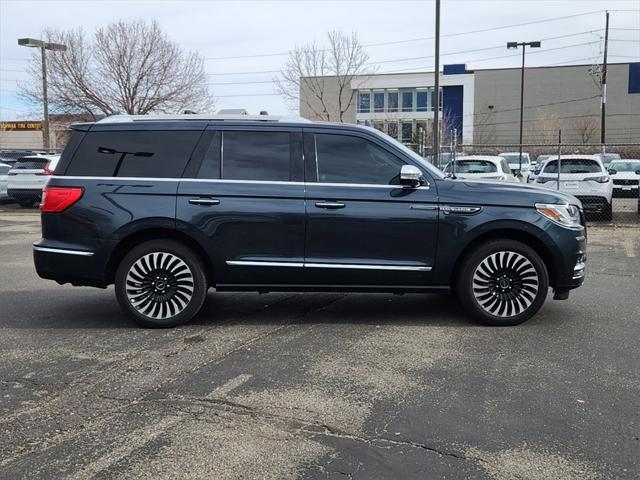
[115,240,207,328]
[458,240,549,326]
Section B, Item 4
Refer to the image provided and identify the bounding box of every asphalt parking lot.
[0,202,638,479]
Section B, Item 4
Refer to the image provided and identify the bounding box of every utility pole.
[432,0,441,167]
[600,10,610,146]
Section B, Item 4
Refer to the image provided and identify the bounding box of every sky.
[0,0,639,120]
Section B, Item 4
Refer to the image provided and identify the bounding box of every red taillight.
[40,186,83,212]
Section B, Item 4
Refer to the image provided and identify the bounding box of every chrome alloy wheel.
[125,252,195,319]
[472,251,539,318]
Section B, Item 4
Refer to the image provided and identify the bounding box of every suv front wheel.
[458,240,549,326]
[115,240,207,328]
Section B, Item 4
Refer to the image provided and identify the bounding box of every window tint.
[196,131,221,179]
[543,159,602,174]
[222,131,291,181]
[315,134,405,185]
[67,130,200,177]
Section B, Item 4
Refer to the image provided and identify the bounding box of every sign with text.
[0,121,43,131]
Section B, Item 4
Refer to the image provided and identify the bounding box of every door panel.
[304,183,438,286]
[177,180,305,285]
[177,126,305,286]
[303,130,439,287]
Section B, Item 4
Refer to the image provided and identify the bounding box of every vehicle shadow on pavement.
[0,289,485,329]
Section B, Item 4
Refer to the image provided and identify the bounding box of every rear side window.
[67,130,200,178]
[314,134,405,184]
[0,164,11,174]
[543,159,602,174]
[222,131,291,181]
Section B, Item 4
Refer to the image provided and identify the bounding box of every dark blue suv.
[33,115,587,327]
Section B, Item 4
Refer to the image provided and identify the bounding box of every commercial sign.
[0,121,43,131]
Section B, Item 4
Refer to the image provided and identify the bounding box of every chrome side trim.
[226,260,304,268]
[57,176,431,189]
[226,260,432,271]
[305,263,432,271]
[33,246,95,256]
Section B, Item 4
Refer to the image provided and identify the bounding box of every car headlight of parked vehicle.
[535,203,582,229]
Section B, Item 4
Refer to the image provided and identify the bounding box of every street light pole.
[40,45,50,151]
[507,40,541,177]
[432,0,441,168]
[18,38,67,152]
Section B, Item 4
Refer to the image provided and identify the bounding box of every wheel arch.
[450,227,557,291]
[106,228,214,286]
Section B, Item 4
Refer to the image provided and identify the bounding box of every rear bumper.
[574,195,610,213]
[33,239,112,287]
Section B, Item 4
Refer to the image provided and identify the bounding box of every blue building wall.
[441,85,464,142]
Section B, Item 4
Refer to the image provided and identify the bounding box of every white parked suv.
[443,155,517,182]
[535,155,613,220]
[499,152,532,180]
[7,155,60,207]
[607,159,640,197]
[0,163,12,201]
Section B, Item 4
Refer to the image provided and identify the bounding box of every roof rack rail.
[96,114,312,124]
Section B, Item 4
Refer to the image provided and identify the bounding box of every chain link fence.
[426,143,640,225]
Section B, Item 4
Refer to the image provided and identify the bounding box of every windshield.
[609,161,640,172]
[500,154,530,165]
[361,125,445,179]
[444,160,497,174]
[542,159,602,174]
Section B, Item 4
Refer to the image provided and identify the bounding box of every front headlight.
[536,203,582,229]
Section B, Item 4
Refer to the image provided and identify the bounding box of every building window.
[401,90,413,112]
[401,121,413,143]
[387,91,398,112]
[372,121,384,132]
[387,121,399,140]
[373,91,385,112]
[416,89,429,112]
[358,91,371,113]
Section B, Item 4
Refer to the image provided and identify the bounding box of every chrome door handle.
[410,204,437,210]
[315,201,345,209]
[189,198,220,206]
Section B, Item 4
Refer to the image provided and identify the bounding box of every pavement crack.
[149,394,483,465]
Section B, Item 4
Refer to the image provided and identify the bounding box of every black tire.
[18,200,35,208]
[115,239,207,328]
[457,239,549,326]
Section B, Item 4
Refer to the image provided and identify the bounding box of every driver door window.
[314,134,405,185]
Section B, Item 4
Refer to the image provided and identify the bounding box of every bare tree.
[573,116,598,144]
[528,112,563,144]
[473,112,497,144]
[275,31,371,122]
[19,20,212,119]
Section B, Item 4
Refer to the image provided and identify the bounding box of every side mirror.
[608,169,617,175]
[400,165,424,188]
[636,170,640,175]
